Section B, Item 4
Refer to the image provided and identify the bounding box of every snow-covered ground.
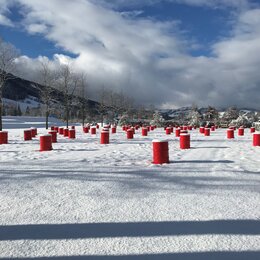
[0,117,259,259]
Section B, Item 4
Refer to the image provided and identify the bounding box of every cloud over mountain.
[1,0,260,109]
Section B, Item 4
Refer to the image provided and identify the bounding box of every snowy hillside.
[0,117,259,259]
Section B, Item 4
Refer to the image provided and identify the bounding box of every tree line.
[0,38,138,130]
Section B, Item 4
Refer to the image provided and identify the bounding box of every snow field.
[0,121,259,259]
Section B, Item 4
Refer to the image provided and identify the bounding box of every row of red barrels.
[153,132,260,164]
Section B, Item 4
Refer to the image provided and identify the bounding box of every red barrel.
[48,130,57,143]
[180,126,184,130]
[183,126,188,131]
[111,127,116,134]
[31,127,37,138]
[127,129,134,139]
[71,126,75,130]
[227,129,234,139]
[175,128,181,137]
[58,127,64,135]
[204,128,210,136]
[63,128,69,137]
[188,126,192,131]
[211,126,215,131]
[152,140,169,164]
[96,124,99,129]
[180,133,190,149]
[238,128,244,136]
[142,127,148,136]
[91,127,96,135]
[0,131,8,144]
[165,127,171,135]
[40,134,52,151]
[54,126,59,132]
[24,129,32,141]
[199,127,205,134]
[50,126,55,130]
[251,127,255,133]
[69,129,76,139]
[122,126,126,131]
[150,126,154,131]
[253,133,260,146]
[100,131,109,144]
[83,126,89,133]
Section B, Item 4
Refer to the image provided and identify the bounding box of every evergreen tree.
[150,111,165,127]
[223,106,239,123]
[189,106,202,126]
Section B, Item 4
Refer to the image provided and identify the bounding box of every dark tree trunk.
[45,110,49,129]
[0,97,2,131]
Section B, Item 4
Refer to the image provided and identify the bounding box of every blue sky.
[0,0,260,109]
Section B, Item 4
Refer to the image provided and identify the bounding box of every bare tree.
[0,39,19,130]
[37,59,57,129]
[75,72,88,126]
[97,86,107,126]
[57,63,77,128]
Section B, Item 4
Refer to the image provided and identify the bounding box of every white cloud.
[6,0,260,109]
[0,0,15,27]
[90,0,251,10]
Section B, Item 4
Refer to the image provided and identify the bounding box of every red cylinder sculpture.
[152,140,169,164]
[58,127,64,135]
[40,134,52,151]
[50,126,55,130]
[211,126,215,131]
[175,128,181,137]
[69,129,76,139]
[127,129,134,139]
[63,128,69,137]
[204,128,210,136]
[188,126,192,131]
[253,133,260,146]
[183,126,188,131]
[83,126,89,133]
[180,133,190,149]
[48,130,57,143]
[227,129,234,139]
[251,127,255,133]
[54,126,59,132]
[238,128,244,136]
[91,127,96,135]
[71,126,75,130]
[31,127,37,138]
[100,131,109,144]
[111,127,116,134]
[24,129,32,141]
[0,131,8,144]
[165,127,171,135]
[142,127,148,136]
[199,127,205,134]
